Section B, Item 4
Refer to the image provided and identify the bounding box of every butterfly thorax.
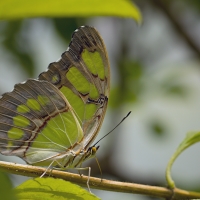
[56,145,99,169]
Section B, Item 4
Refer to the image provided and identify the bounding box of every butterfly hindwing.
[0,80,83,164]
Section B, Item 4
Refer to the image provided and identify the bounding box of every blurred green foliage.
[0,171,17,200]
[2,21,35,76]
[110,60,143,108]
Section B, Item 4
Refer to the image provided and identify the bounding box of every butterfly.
[0,26,110,188]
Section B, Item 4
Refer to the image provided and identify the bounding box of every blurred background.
[1,0,200,199]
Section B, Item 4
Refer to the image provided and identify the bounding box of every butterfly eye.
[91,146,99,155]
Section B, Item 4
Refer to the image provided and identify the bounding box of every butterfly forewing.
[39,26,110,148]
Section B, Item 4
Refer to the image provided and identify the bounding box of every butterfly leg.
[87,167,91,192]
[92,157,103,186]
[78,163,82,176]
[40,160,55,178]
[75,166,91,193]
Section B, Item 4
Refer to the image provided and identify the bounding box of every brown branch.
[0,161,200,199]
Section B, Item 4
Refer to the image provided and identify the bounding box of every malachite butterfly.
[0,26,110,176]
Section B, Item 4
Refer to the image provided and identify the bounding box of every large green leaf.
[15,177,100,200]
[0,0,142,22]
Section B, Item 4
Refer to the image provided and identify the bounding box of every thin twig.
[0,161,200,199]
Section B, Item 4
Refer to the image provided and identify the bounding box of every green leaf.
[0,171,17,200]
[0,0,142,23]
[15,177,100,200]
[166,130,200,188]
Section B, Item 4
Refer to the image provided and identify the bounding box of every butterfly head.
[85,145,100,160]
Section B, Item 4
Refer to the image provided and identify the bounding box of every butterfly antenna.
[93,111,131,146]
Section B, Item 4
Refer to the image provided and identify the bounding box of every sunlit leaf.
[0,0,142,23]
[15,177,100,200]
